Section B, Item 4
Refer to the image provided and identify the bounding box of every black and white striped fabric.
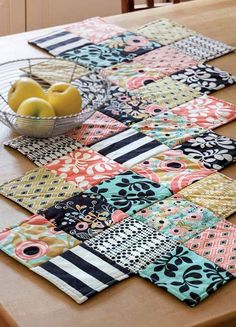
[29,30,91,56]
[90,128,169,168]
[31,244,130,304]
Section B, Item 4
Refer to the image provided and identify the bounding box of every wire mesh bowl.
[0,58,110,138]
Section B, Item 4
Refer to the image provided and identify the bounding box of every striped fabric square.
[85,217,177,273]
[90,128,169,168]
[66,111,127,146]
[4,135,82,166]
[29,30,91,56]
[31,244,130,304]
[172,34,236,62]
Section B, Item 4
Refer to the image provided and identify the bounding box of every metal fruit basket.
[0,58,109,138]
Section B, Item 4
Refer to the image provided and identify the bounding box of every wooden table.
[0,0,236,326]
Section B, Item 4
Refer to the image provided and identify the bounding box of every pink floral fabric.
[132,149,215,193]
[67,111,127,146]
[172,95,236,129]
[133,45,199,75]
[65,17,126,43]
[100,62,165,91]
[185,220,236,276]
[45,147,127,191]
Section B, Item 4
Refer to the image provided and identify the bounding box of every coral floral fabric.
[46,147,127,191]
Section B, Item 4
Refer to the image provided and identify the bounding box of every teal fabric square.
[132,195,221,242]
[139,245,234,307]
[84,170,172,215]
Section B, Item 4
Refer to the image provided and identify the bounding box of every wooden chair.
[122,0,181,13]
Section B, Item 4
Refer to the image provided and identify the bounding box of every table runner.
[1,16,236,307]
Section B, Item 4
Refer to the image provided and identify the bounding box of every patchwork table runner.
[1,16,236,308]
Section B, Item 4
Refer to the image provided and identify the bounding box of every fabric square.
[185,220,236,276]
[136,18,196,45]
[21,59,89,85]
[100,85,167,123]
[40,193,128,241]
[90,128,169,168]
[66,111,127,146]
[4,135,82,167]
[173,34,236,62]
[172,95,236,129]
[139,245,234,307]
[29,30,91,56]
[84,170,172,215]
[131,77,201,110]
[60,43,134,70]
[0,214,80,268]
[85,217,177,273]
[179,173,236,219]
[0,168,79,214]
[45,147,126,191]
[65,17,126,43]
[132,195,221,243]
[31,243,130,304]
[133,46,199,75]
[101,31,161,57]
[171,64,236,94]
[101,61,165,91]
[132,149,215,193]
[175,131,236,170]
[132,111,206,148]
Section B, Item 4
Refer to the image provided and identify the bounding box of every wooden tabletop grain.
[0,0,236,326]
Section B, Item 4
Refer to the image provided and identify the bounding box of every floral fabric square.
[90,128,169,168]
[21,59,89,85]
[132,111,206,148]
[0,214,80,268]
[100,61,165,91]
[85,217,177,273]
[84,170,172,215]
[133,46,199,75]
[172,95,236,129]
[65,17,126,43]
[0,168,79,214]
[67,111,127,146]
[29,30,91,56]
[185,220,236,276]
[132,149,215,193]
[45,147,126,191]
[40,193,128,241]
[179,173,236,219]
[136,18,196,45]
[101,31,161,57]
[175,131,236,170]
[4,135,82,167]
[171,64,236,94]
[139,245,234,307]
[60,43,134,70]
[32,244,130,304]
[132,195,221,242]
[131,77,201,109]
[173,34,236,62]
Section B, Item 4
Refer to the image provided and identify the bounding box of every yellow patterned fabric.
[0,168,79,214]
[131,77,201,109]
[21,59,88,85]
[136,18,197,45]
[178,173,236,219]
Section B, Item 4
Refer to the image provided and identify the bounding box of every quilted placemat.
[4,135,82,166]
[179,173,236,219]
[172,95,236,129]
[172,34,236,62]
[136,18,197,45]
[132,194,221,243]
[132,149,215,193]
